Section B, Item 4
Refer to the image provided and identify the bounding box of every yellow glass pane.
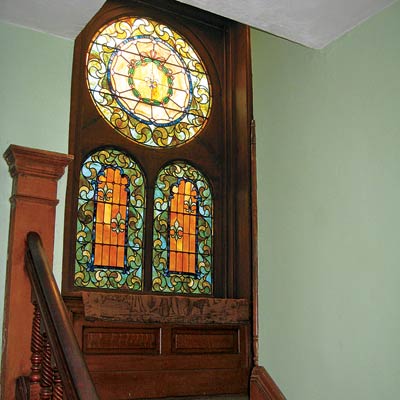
[103,203,111,224]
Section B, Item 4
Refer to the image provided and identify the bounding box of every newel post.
[1,145,73,400]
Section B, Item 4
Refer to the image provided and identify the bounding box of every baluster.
[39,333,53,400]
[52,366,64,400]
[30,301,43,399]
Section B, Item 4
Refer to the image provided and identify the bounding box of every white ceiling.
[0,0,396,49]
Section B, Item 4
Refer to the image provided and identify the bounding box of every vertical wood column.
[1,145,72,400]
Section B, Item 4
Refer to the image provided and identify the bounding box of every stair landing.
[148,396,248,400]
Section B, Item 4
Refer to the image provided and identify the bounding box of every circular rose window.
[86,17,212,148]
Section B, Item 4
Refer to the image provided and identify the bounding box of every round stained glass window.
[86,17,212,148]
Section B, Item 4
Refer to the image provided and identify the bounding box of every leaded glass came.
[75,148,145,290]
[87,17,212,148]
[152,162,213,294]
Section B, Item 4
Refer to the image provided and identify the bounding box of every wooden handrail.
[25,232,99,400]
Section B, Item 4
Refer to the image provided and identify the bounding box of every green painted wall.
[252,2,400,399]
[0,22,73,350]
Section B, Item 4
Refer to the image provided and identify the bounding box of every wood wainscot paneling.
[65,293,251,399]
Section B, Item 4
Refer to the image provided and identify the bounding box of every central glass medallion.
[109,36,192,127]
[87,17,212,148]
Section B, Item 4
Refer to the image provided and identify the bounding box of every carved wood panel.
[82,292,250,324]
[172,327,239,354]
[83,327,160,355]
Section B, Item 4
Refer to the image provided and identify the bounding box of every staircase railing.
[16,232,99,400]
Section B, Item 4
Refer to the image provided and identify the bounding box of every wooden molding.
[4,144,73,180]
[1,145,72,400]
[250,366,286,400]
[82,292,250,324]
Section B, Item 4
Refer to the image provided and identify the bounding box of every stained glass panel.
[152,162,213,295]
[87,17,212,148]
[75,148,145,290]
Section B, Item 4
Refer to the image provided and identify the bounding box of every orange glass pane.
[96,202,104,224]
[117,246,125,266]
[109,245,117,266]
[114,169,121,184]
[168,179,197,274]
[94,242,102,265]
[176,252,183,272]
[182,252,189,273]
[183,214,190,251]
[102,245,110,265]
[113,181,120,204]
[93,167,128,269]
[106,168,114,182]
[189,253,196,272]
[170,250,177,272]
[120,184,127,204]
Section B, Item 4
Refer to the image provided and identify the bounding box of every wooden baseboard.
[250,366,286,400]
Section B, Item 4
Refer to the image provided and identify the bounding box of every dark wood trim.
[62,0,254,306]
[250,366,286,400]
[15,376,29,400]
[251,119,259,367]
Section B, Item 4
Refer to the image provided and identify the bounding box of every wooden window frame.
[62,0,253,301]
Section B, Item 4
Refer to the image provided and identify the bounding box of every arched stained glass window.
[152,162,213,295]
[75,148,145,290]
[86,16,212,148]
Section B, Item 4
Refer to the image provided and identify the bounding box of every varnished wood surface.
[82,292,250,324]
[250,366,286,400]
[150,396,248,400]
[1,145,72,400]
[65,296,251,399]
[15,376,29,400]
[26,233,99,400]
[63,0,254,302]
[250,119,259,367]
